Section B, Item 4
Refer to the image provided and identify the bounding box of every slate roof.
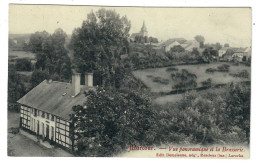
[130,33,141,39]
[159,38,186,47]
[219,47,229,51]
[233,47,248,53]
[17,80,95,120]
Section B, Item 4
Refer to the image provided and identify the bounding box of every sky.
[9,5,251,47]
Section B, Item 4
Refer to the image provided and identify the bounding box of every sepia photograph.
[7,4,251,158]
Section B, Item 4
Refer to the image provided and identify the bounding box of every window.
[51,115,54,121]
[46,113,49,120]
[41,111,45,118]
[34,109,37,117]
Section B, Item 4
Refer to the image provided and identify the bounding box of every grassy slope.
[9,50,36,60]
[133,62,250,93]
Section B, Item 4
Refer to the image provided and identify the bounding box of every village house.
[218,47,229,57]
[17,73,95,152]
[232,47,251,62]
[180,40,200,52]
[159,38,199,52]
[158,38,184,52]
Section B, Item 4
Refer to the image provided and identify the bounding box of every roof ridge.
[52,81,71,84]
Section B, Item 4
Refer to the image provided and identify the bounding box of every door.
[51,126,54,141]
[42,123,44,138]
[37,120,39,135]
[46,124,49,140]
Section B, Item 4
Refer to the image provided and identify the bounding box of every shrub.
[152,77,169,85]
[206,68,216,73]
[15,58,32,71]
[166,67,178,72]
[237,70,250,78]
[232,70,250,78]
[217,64,230,72]
[171,69,197,91]
[201,78,212,88]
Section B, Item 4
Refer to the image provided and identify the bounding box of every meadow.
[9,50,35,60]
[133,62,250,93]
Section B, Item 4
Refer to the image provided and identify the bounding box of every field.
[133,62,250,93]
[9,50,36,60]
[154,87,227,105]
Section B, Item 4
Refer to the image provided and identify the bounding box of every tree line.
[70,82,250,156]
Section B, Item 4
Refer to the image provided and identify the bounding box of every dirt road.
[8,111,73,157]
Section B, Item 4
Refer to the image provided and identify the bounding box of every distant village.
[128,21,251,63]
[9,21,251,68]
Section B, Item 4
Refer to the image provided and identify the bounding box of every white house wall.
[19,105,73,150]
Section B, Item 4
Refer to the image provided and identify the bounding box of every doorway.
[46,124,49,141]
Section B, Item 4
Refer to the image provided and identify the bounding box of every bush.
[231,70,250,78]
[15,58,32,71]
[152,77,169,85]
[70,88,155,156]
[217,64,230,72]
[237,70,250,78]
[166,67,178,72]
[205,68,216,73]
[171,69,197,91]
[157,83,250,145]
[201,78,212,88]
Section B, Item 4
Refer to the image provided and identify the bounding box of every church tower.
[140,21,148,37]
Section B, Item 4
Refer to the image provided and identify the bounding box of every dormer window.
[46,113,50,120]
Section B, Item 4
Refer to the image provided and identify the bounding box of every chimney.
[72,73,81,96]
[85,72,93,87]
[47,79,52,84]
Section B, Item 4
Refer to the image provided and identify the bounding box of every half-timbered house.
[17,73,95,151]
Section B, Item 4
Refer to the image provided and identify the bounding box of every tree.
[8,68,26,110]
[70,8,131,88]
[217,64,230,72]
[135,35,145,44]
[171,69,197,91]
[70,88,155,156]
[15,59,32,71]
[194,35,205,48]
[215,42,222,50]
[201,78,212,87]
[148,37,159,43]
[224,83,250,140]
[203,47,218,61]
[191,48,200,56]
[30,70,49,88]
[224,43,230,47]
[29,31,49,53]
[170,45,185,53]
[9,38,17,48]
[31,29,72,81]
[164,82,250,145]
